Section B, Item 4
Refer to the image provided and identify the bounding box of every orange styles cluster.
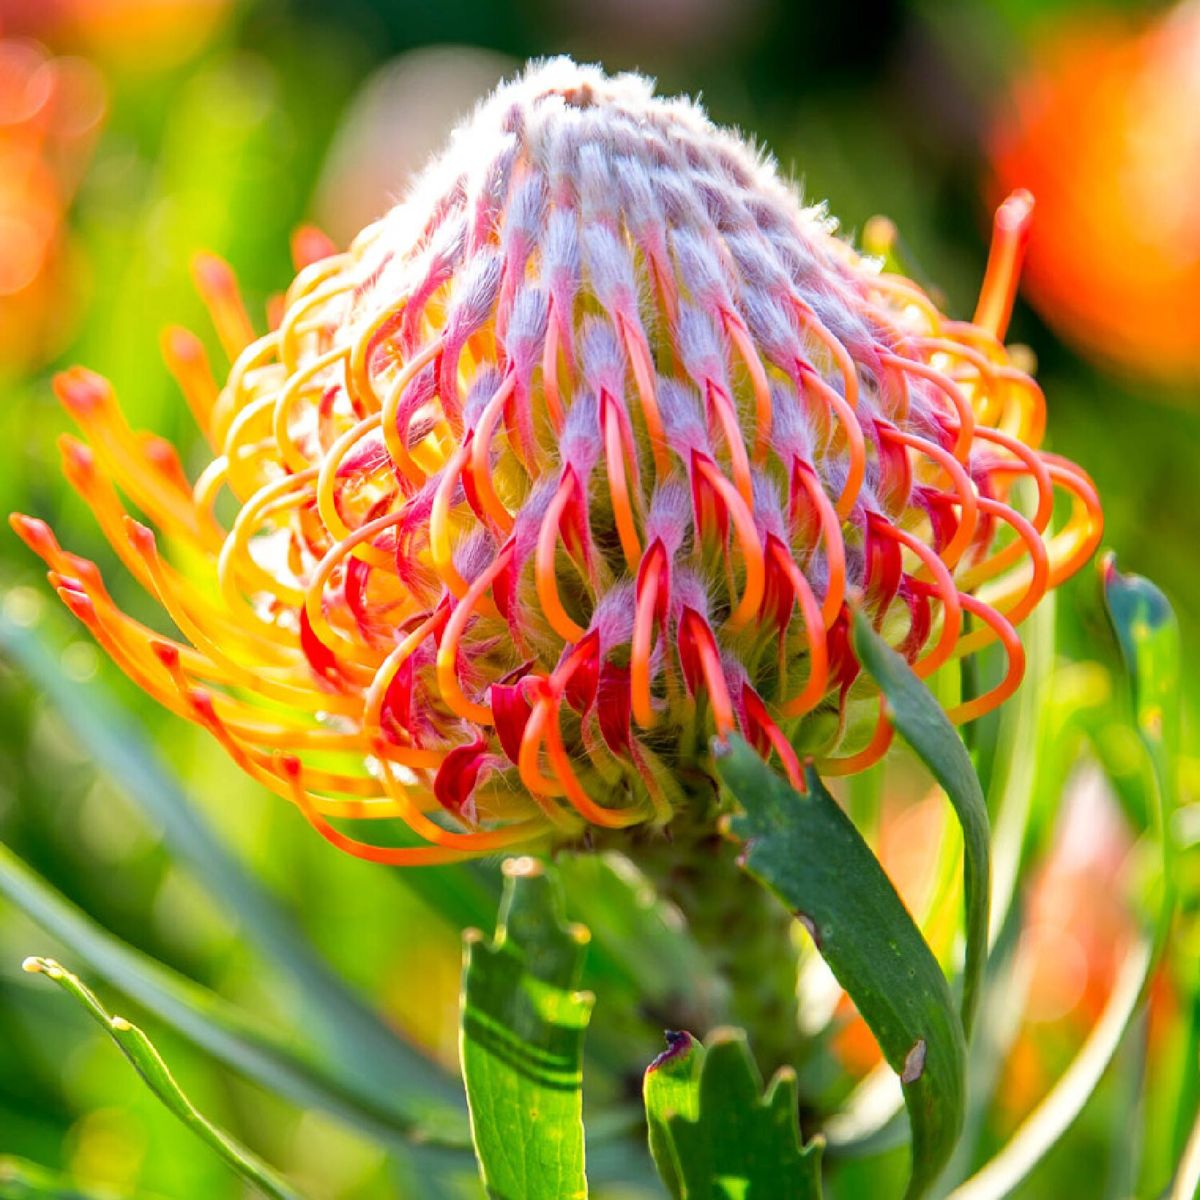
[13,61,1101,864]
[0,35,104,371]
[992,1,1200,379]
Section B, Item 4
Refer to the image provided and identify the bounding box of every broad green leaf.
[717,737,966,1200]
[461,857,594,1200]
[643,1027,823,1199]
[0,610,462,1115]
[0,839,469,1149]
[21,957,305,1200]
[852,609,991,1038]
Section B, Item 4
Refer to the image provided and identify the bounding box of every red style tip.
[150,640,180,670]
[187,688,217,722]
[291,225,338,271]
[278,753,303,780]
[996,188,1035,234]
[10,514,60,558]
[123,517,157,556]
[161,325,204,364]
[191,252,237,294]
[56,585,96,624]
[58,435,96,480]
[53,367,111,415]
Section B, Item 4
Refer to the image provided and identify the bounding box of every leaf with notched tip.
[644,1026,823,1199]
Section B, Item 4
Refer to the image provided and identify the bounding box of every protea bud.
[13,59,1102,864]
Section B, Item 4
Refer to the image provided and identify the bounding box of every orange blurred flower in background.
[1,0,230,72]
[991,1,1200,380]
[0,34,104,372]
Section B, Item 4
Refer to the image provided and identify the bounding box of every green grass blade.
[852,609,991,1039]
[0,839,469,1148]
[643,1028,823,1199]
[717,737,966,1199]
[21,957,306,1200]
[460,857,594,1200]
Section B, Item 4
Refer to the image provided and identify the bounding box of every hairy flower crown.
[13,59,1101,864]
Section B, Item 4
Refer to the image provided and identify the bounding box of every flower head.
[13,60,1101,863]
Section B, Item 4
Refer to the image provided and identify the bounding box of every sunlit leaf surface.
[461,857,594,1200]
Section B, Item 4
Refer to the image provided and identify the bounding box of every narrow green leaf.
[1102,556,1180,896]
[644,1028,823,1199]
[852,609,991,1038]
[21,957,305,1200]
[1101,558,1178,971]
[717,737,966,1200]
[1101,555,1182,767]
[460,857,594,1200]
[0,839,469,1149]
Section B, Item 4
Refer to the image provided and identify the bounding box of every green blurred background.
[0,0,1196,1196]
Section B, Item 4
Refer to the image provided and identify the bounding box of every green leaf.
[851,609,991,1038]
[21,957,305,1200]
[0,839,469,1149]
[1101,557,1178,966]
[643,1027,823,1199]
[460,857,594,1200]
[717,737,966,1200]
[1102,555,1180,867]
[1101,555,1182,763]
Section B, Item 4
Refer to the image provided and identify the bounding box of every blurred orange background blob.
[0,35,104,372]
[991,1,1200,380]
[1,0,231,71]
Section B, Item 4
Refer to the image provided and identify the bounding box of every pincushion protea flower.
[12,59,1101,865]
